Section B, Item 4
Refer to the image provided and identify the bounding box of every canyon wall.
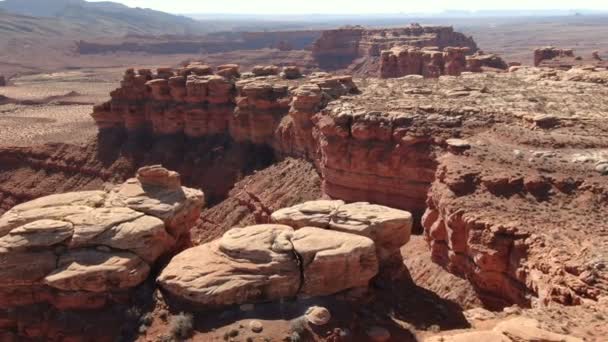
[90,64,436,225]
[77,30,323,55]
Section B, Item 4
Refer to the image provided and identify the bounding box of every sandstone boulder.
[292,226,377,296]
[0,166,204,309]
[271,201,412,261]
[271,200,344,228]
[252,65,280,77]
[282,66,302,79]
[157,225,300,306]
[158,224,379,307]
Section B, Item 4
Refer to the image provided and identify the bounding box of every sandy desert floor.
[0,68,126,147]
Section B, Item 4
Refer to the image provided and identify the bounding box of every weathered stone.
[157,225,300,306]
[493,317,584,342]
[329,202,412,261]
[271,200,344,228]
[158,223,380,306]
[0,167,204,311]
[44,249,149,292]
[292,227,378,296]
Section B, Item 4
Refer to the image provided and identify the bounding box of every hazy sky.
[91,0,608,14]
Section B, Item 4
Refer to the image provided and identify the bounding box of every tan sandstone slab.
[0,219,73,250]
[159,223,381,306]
[271,200,344,228]
[158,225,300,306]
[292,226,378,296]
[44,249,150,293]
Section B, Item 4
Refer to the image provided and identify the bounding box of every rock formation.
[91,64,357,148]
[86,63,608,315]
[534,46,608,69]
[312,24,478,70]
[534,47,575,66]
[158,201,411,307]
[466,51,509,72]
[0,166,203,338]
[381,46,509,78]
[271,200,412,263]
[0,76,5,87]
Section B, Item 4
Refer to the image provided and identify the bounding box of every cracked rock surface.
[157,223,378,306]
[158,201,411,307]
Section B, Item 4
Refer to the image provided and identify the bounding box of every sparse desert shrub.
[156,335,172,342]
[140,312,154,326]
[169,312,194,340]
[290,331,302,342]
[289,316,308,334]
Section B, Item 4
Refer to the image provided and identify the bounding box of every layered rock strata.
[319,70,608,309]
[381,46,509,78]
[91,65,357,148]
[380,46,469,78]
[0,166,204,312]
[159,201,412,306]
[312,24,477,69]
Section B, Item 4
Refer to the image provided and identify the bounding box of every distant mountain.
[0,0,208,36]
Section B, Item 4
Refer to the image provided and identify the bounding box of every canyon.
[0,23,607,341]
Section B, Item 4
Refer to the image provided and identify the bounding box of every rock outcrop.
[159,201,411,307]
[271,200,412,263]
[381,46,509,78]
[0,75,5,87]
[312,24,478,70]
[534,46,608,69]
[158,224,378,307]
[534,47,575,66]
[380,46,471,78]
[466,51,509,72]
[0,166,204,311]
[91,64,358,148]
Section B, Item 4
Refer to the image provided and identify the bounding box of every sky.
[90,0,608,15]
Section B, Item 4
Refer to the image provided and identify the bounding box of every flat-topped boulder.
[272,200,412,262]
[157,224,377,307]
[0,166,204,309]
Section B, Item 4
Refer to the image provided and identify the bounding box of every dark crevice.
[286,238,306,296]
